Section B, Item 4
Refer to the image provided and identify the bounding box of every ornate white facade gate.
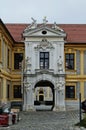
[22,18,66,111]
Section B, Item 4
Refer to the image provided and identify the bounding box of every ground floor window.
[65,86,75,99]
[13,85,22,98]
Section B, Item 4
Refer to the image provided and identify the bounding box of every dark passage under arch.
[34,80,55,111]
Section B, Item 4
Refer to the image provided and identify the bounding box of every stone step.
[35,105,52,111]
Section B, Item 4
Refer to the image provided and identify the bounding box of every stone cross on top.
[31,17,37,24]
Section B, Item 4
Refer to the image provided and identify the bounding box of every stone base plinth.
[53,106,66,111]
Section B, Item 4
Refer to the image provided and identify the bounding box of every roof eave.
[0,19,15,43]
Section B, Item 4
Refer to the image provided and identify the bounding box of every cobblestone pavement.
[0,110,86,130]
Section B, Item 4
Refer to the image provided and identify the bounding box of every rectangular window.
[13,85,22,98]
[65,86,75,99]
[65,53,74,70]
[14,53,23,69]
[40,52,49,69]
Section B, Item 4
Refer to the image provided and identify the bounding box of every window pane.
[65,53,74,70]
[14,85,22,98]
[70,60,74,69]
[70,54,74,59]
[40,61,43,66]
[45,53,49,58]
[40,52,49,69]
[66,86,75,98]
[45,59,49,68]
[40,52,44,58]
[66,54,69,59]
[14,53,23,69]
[40,61,44,69]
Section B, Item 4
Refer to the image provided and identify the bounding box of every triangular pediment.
[23,25,66,38]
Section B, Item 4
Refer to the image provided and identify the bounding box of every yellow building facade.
[0,19,24,110]
[0,19,86,110]
[65,43,86,107]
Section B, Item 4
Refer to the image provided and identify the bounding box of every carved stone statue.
[52,22,64,32]
[43,16,48,25]
[26,56,31,64]
[25,56,31,72]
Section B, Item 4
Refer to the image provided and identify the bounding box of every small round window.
[42,30,47,35]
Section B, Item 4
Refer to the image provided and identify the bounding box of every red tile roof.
[6,24,28,42]
[60,24,86,43]
[5,24,86,43]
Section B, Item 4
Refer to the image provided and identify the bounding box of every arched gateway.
[23,72,65,111]
[22,18,66,111]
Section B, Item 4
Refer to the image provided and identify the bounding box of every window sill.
[12,98,22,101]
[12,69,21,71]
[65,98,77,100]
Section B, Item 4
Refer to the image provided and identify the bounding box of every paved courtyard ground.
[0,110,85,130]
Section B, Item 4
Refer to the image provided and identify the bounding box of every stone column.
[23,82,35,111]
[53,80,65,111]
[58,89,65,111]
[53,87,59,111]
[23,85,28,111]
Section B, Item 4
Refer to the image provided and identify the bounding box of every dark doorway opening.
[39,95,44,101]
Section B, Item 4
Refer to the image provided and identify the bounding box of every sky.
[0,0,86,24]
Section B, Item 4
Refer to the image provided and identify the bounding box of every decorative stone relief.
[34,39,54,50]
[24,82,32,92]
[56,80,65,91]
